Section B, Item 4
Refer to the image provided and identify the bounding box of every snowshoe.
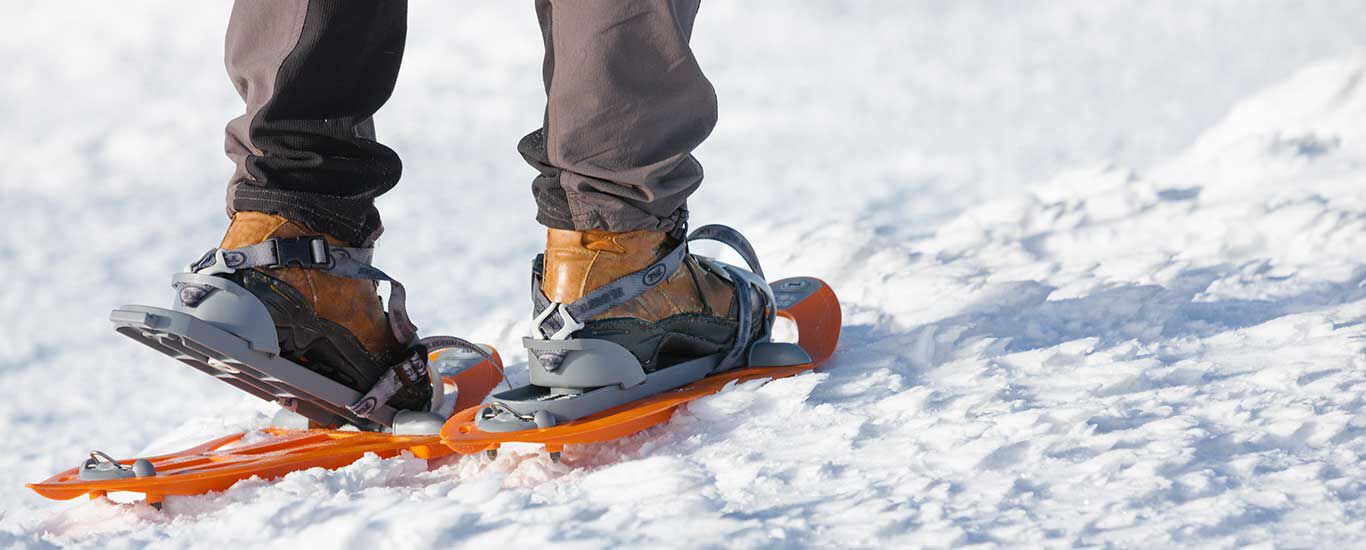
[26,214,514,506]
[441,224,841,459]
[27,346,505,507]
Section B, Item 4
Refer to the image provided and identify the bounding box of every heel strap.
[189,237,417,346]
[347,336,507,419]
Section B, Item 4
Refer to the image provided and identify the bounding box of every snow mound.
[718,53,1366,547]
[5,52,1361,549]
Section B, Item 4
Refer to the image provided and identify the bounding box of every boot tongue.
[581,230,628,253]
[220,211,348,249]
[219,212,291,249]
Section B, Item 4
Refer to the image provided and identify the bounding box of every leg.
[481,4,788,429]
[204,1,433,416]
[224,0,407,246]
[520,0,717,233]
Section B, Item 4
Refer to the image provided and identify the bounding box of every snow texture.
[3,1,1366,548]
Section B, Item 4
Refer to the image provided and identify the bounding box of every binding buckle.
[191,248,237,276]
[531,302,585,341]
[271,237,332,269]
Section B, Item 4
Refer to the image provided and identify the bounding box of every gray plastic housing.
[78,455,155,481]
[769,276,823,312]
[79,460,134,481]
[170,272,279,355]
[527,338,646,390]
[747,341,812,367]
[111,272,400,431]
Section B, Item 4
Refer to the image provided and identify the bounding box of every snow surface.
[3,1,1366,548]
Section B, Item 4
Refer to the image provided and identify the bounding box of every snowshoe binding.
[443,224,840,457]
[109,212,503,433]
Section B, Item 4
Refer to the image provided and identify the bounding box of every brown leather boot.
[217,212,429,410]
[541,228,756,372]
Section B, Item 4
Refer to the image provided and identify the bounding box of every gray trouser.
[224,0,715,245]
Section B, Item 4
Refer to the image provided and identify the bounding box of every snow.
[3,1,1366,547]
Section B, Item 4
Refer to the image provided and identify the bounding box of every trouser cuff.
[533,184,687,236]
[228,182,383,246]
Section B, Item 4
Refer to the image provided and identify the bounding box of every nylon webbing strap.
[687,224,764,279]
[348,348,426,418]
[530,225,767,342]
[190,237,375,273]
[530,256,562,337]
[346,335,509,419]
[719,266,755,371]
[531,239,687,339]
[189,237,416,345]
[418,335,500,371]
[560,240,688,323]
[419,336,511,399]
[328,253,419,346]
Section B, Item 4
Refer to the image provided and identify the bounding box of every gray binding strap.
[530,256,562,336]
[687,224,764,279]
[326,252,418,346]
[531,241,688,340]
[347,335,509,419]
[189,237,416,345]
[562,240,688,322]
[530,225,763,342]
[190,237,374,273]
[717,265,755,372]
[348,348,428,418]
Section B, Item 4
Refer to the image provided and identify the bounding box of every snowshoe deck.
[27,348,503,506]
[440,277,840,457]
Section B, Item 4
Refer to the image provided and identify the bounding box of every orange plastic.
[27,348,505,504]
[27,430,452,505]
[435,347,507,413]
[440,279,840,455]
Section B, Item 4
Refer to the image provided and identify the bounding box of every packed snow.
[3,1,1366,548]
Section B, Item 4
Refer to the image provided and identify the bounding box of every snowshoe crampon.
[26,347,503,506]
[441,225,840,458]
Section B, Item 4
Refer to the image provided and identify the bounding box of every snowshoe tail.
[26,347,504,506]
[26,429,454,507]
